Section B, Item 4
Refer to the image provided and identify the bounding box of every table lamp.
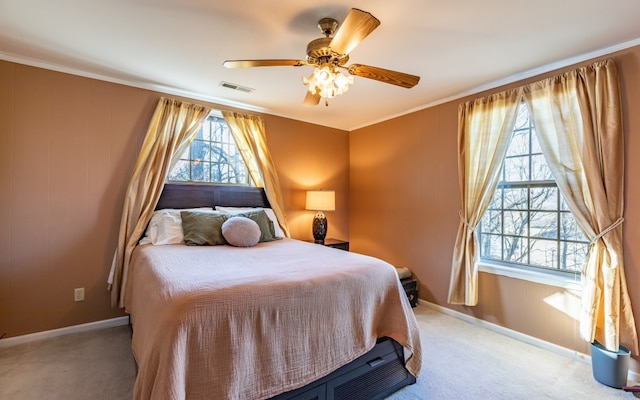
[305,190,335,244]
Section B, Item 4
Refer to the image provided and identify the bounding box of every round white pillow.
[222,216,261,247]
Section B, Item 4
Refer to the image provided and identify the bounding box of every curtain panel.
[223,111,291,238]
[108,97,211,307]
[522,60,637,354]
[447,90,521,305]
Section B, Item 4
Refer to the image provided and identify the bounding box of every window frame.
[477,101,588,286]
[166,111,252,186]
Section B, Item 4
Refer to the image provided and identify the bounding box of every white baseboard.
[418,299,640,384]
[0,316,130,348]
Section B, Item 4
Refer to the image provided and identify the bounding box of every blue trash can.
[590,341,630,389]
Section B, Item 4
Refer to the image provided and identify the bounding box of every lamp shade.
[305,190,335,211]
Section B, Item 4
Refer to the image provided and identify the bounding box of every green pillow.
[180,211,228,246]
[235,210,276,242]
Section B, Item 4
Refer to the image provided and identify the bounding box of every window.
[168,114,251,185]
[478,101,588,275]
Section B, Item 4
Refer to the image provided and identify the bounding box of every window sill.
[478,262,582,291]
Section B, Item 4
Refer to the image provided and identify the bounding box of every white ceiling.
[1,0,640,131]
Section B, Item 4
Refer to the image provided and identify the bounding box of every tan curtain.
[448,89,522,305]
[523,59,638,354]
[222,111,290,237]
[108,97,211,307]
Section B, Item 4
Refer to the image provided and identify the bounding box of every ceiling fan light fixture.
[302,65,354,102]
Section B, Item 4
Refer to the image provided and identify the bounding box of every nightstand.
[322,238,349,251]
[400,278,418,308]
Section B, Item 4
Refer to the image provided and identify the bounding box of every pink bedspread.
[125,238,421,400]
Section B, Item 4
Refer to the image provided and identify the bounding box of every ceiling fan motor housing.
[305,17,350,67]
[306,36,349,66]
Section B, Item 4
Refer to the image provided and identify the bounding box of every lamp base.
[312,211,328,244]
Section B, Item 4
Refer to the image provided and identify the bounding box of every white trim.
[0,316,129,348]
[478,262,582,291]
[419,299,640,383]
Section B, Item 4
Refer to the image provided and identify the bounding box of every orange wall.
[0,60,348,337]
[263,115,349,242]
[350,45,640,373]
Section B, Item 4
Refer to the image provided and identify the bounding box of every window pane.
[177,147,190,161]
[530,239,558,269]
[530,211,557,239]
[237,169,249,184]
[211,163,223,182]
[190,140,210,163]
[211,146,225,163]
[211,124,226,142]
[220,164,230,182]
[201,122,211,141]
[488,188,502,209]
[504,188,527,210]
[167,160,190,181]
[560,196,571,211]
[531,129,542,153]
[504,211,527,236]
[480,234,502,260]
[228,165,239,183]
[560,212,585,241]
[194,126,204,140]
[503,236,528,264]
[504,156,529,182]
[531,154,553,181]
[561,242,588,273]
[507,130,529,157]
[480,210,502,234]
[530,187,557,210]
[191,160,210,182]
[514,103,530,130]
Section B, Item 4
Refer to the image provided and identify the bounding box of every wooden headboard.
[156,183,270,210]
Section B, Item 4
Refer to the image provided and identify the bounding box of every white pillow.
[139,208,214,245]
[215,206,285,238]
[221,216,261,247]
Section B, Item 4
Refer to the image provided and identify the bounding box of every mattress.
[125,238,421,400]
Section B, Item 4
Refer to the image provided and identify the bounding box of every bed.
[125,184,422,400]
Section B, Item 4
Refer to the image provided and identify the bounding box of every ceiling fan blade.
[303,91,321,106]
[223,59,307,68]
[347,64,420,88]
[329,8,380,55]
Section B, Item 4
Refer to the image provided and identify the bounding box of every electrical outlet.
[74,287,85,302]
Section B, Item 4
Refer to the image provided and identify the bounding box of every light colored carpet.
[393,306,637,399]
[0,323,136,400]
[0,305,636,399]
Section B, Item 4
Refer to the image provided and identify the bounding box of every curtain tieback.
[590,217,624,245]
[459,211,476,232]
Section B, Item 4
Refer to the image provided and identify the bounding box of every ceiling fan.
[223,8,420,106]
